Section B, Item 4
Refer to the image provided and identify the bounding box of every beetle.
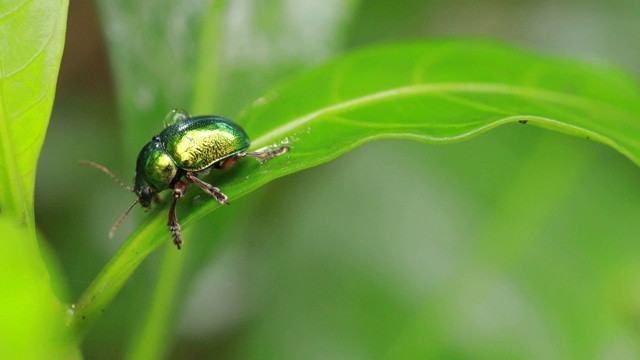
[81,109,289,249]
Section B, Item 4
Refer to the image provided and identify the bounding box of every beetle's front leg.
[168,181,187,249]
[185,172,229,205]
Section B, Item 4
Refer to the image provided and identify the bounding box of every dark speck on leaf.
[518,120,528,124]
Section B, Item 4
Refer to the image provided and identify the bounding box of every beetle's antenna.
[109,198,140,238]
[79,160,134,192]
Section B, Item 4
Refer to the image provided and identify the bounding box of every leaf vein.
[0,0,31,22]
[3,17,56,78]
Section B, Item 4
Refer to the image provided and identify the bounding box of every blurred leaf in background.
[36,0,640,359]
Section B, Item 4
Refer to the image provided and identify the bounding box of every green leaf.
[203,40,640,215]
[0,0,74,353]
[70,40,640,336]
[0,0,68,223]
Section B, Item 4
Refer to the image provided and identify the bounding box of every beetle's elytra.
[81,109,289,249]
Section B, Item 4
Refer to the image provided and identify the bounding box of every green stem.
[124,244,187,360]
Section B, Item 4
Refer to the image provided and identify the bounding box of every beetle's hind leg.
[185,172,229,205]
[242,145,289,161]
[168,181,188,249]
[217,145,290,170]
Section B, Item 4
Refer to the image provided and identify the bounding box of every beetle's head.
[134,137,178,207]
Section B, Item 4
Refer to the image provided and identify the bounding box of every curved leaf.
[0,0,68,223]
[70,40,640,335]
[202,40,640,218]
[0,0,73,353]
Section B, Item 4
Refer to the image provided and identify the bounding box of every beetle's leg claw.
[212,189,229,205]
[170,223,183,250]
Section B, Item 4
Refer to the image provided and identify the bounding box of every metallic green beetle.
[81,109,289,249]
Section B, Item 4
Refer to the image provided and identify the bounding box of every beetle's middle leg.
[185,172,229,205]
[168,181,187,249]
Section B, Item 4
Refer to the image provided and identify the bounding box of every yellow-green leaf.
[0,0,68,223]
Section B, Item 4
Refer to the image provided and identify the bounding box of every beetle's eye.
[140,186,154,205]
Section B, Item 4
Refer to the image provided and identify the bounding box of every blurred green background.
[38,0,640,358]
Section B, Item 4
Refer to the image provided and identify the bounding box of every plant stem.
[124,243,188,360]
